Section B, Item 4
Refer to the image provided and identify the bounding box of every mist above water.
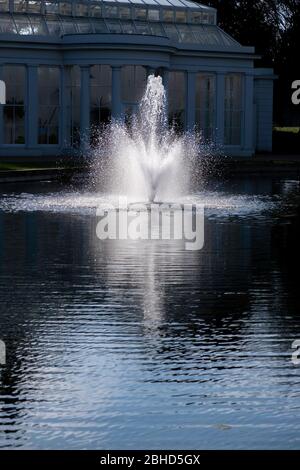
[90,75,209,202]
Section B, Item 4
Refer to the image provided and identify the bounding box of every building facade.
[0,0,275,159]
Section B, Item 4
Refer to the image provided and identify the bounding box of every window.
[168,71,185,131]
[46,19,63,36]
[2,65,26,144]
[195,74,215,141]
[175,11,186,23]
[30,16,48,35]
[0,0,9,12]
[38,66,60,144]
[76,19,92,34]
[90,65,112,143]
[121,65,146,105]
[27,1,42,13]
[162,10,174,22]
[13,0,27,12]
[148,9,159,22]
[135,21,150,35]
[190,25,222,46]
[191,12,202,24]
[76,3,89,17]
[59,2,72,16]
[202,13,209,24]
[135,8,147,21]
[106,20,122,34]
[122,21,136,34]
[90,5,102,18]
[163,23,179,41]
[103,5,118,19]
[0,15,17,33]
[119,6,130,20]
[224,74,242,145]
[45,1,59,14]
[149,22,164,36]
[177,24,195,43]
[61,18,77,34]
[14,15,33,35]
[92,19,107,33]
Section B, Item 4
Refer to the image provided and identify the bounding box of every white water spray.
[91,75,204,202]
[0,76,279,219]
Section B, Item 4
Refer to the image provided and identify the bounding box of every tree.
[199,0,300,125]
[200,0,281,66]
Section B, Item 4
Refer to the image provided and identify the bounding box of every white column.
[80,65,90,149]
[186,71,196,131]
[27,65,38,147]
[112,66,122,120]
[216,72,225,146]
[61,66,71,149]
[244,73,254,154]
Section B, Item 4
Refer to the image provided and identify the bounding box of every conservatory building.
[0,0,275,159]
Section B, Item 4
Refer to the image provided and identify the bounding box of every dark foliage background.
[198,0,300,126]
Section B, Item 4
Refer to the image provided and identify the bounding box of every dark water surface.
[0,175,300,449]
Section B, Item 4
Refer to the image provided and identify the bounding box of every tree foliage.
[200,0,300,70]
[199,0,300,124]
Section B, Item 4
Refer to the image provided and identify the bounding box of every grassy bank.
[274,127,300,133]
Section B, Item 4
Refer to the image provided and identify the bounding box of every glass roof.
[0,1,216,23]
[0,12,240,48]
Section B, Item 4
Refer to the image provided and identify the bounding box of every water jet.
[91,74,202,204]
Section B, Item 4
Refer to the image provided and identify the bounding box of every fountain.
[0,74,277,220]
[91,75,203,203]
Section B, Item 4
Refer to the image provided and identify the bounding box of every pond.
[0,174,300,449]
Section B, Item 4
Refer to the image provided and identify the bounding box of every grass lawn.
[274,127,300,133]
